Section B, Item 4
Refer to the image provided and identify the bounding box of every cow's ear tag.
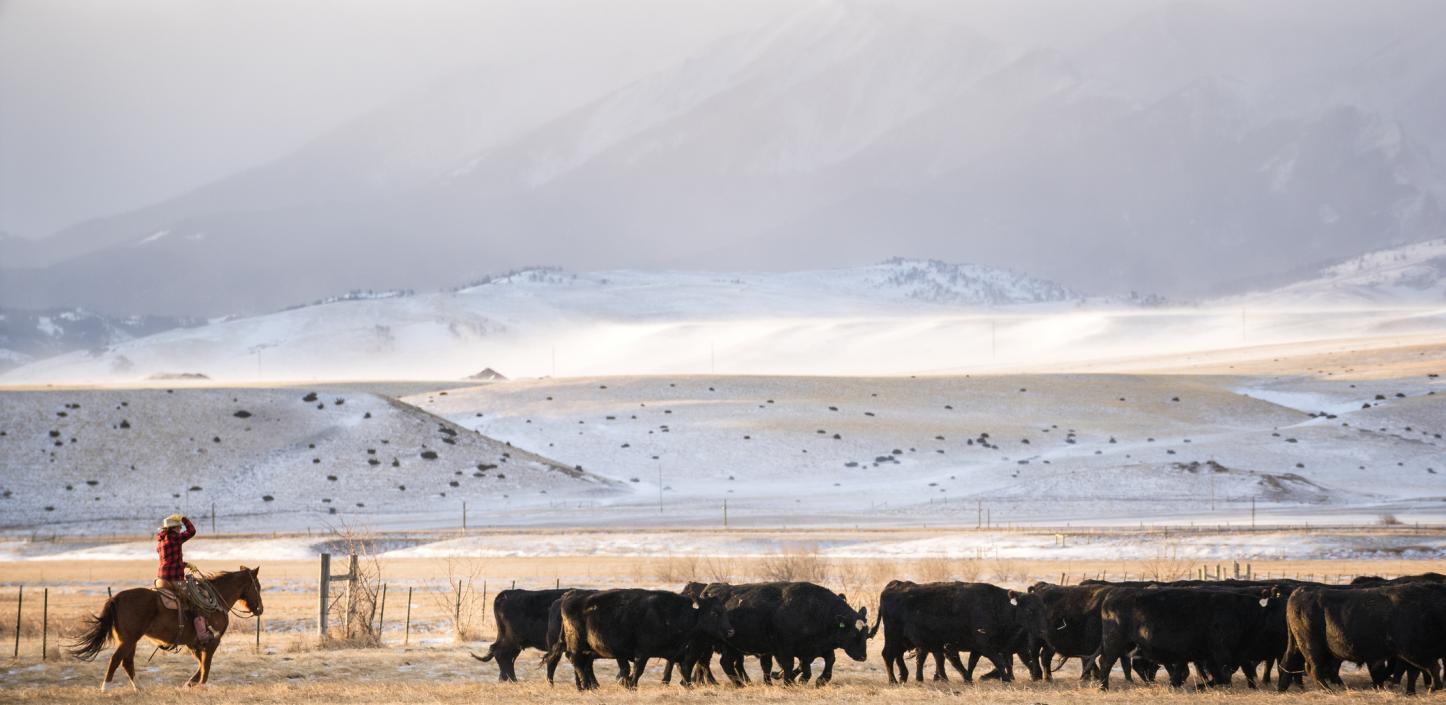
[1010,597,1018,606]
[855,619,866,631]
[1259,598,1269,607]
[838,622,846,629]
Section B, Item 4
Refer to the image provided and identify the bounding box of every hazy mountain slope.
[1230,238,1446,306]
[4,2,1445,315]
[0,259,1087,383]
[7,245,1446,385]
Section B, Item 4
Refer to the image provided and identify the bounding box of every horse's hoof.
[99,680,111,693]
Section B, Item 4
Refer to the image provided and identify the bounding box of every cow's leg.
[815,651,836,687]
[1097,648,1120,691]
[798,657,813,684]
[571,653,594,690]
[1277,631,1302,692]
[545,647,563,685]
[1262,657,1274,684]
[987,651,1014,683]
[913,649,927,683]
[759,654,775,685]
[895,650,909,683]
[883,646,900,684]
[931,649,948,681]
[1241,660,1259,689]
[495,646,521,682]
[960,650,981,682]
[627,657,647,688]
[778,654,798,685]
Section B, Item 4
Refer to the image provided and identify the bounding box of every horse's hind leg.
[119,642,140,691]
[101,647,124,691]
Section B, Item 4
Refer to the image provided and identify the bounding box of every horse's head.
[237,565,264,616]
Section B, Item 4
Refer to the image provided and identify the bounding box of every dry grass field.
[2,547,1439,703]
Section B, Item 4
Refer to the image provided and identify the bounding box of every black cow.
[872,580,1029,684]
[702,581,869,687]
[1280,583,1446,694]
[1096,587,1274,690]
[558,588,733,690]
[1020,583,1124,682]
[471,588,570,682]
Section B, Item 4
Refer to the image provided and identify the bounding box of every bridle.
[229,570,262,619]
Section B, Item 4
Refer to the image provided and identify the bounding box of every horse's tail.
[69,596,117,661]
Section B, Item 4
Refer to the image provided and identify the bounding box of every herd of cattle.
[470,573,1446,693]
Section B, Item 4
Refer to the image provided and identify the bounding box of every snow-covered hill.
[11,241,1446,384]
[0,386,615,535]
[0,307,203,374]
[0,259,1097,383]
[1234,239,1446,306]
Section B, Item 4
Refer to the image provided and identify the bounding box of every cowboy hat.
[160,513,184,530]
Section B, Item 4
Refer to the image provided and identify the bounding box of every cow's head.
[692,595,734,640]
[835,604,870,661]
[1008,589,1047,638]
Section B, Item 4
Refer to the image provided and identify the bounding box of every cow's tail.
[68,597,117,661]
[471,643,497,663]
[867,611,882,638]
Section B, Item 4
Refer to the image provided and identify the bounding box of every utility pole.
[722,499,728,529]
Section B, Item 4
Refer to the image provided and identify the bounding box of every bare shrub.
[832,560,872,609]
[988,558,1024,587]
[760,544,829,583]
[650,554,701,584]
[698,555,735,584]
[321,523,385,645]
[431,557,487,642]
[955,557,983,583]
[1141,544,1192,581]
[1378,513,1403,526]
[866,558,900,589]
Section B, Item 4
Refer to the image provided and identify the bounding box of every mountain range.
[2,1,1445,317]
[4,241,1444,383]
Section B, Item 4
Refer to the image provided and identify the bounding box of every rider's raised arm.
[178,515,197,541]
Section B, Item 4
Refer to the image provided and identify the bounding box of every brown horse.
[69,566,263,690]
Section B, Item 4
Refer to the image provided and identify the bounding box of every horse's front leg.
[199,644,217,685]
[187,646,204,687]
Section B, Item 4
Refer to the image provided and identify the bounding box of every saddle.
[153,575,223,614]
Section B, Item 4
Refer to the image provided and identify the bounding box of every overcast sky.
[1,0,1433,240]
[0,0,795,238]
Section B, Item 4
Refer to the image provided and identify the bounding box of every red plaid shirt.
[156,516,196,581]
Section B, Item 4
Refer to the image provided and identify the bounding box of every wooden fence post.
[344,554,359,640]
[376,584,387,644]
[453,580,463,640]
[404,587,413,645]
[479,582,486,635]
[12,586,20,659]
[41,588,48,661]
[318,553,331,639]
[255,615,261,654]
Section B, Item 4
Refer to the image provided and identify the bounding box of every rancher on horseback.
[156,513,213,644]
